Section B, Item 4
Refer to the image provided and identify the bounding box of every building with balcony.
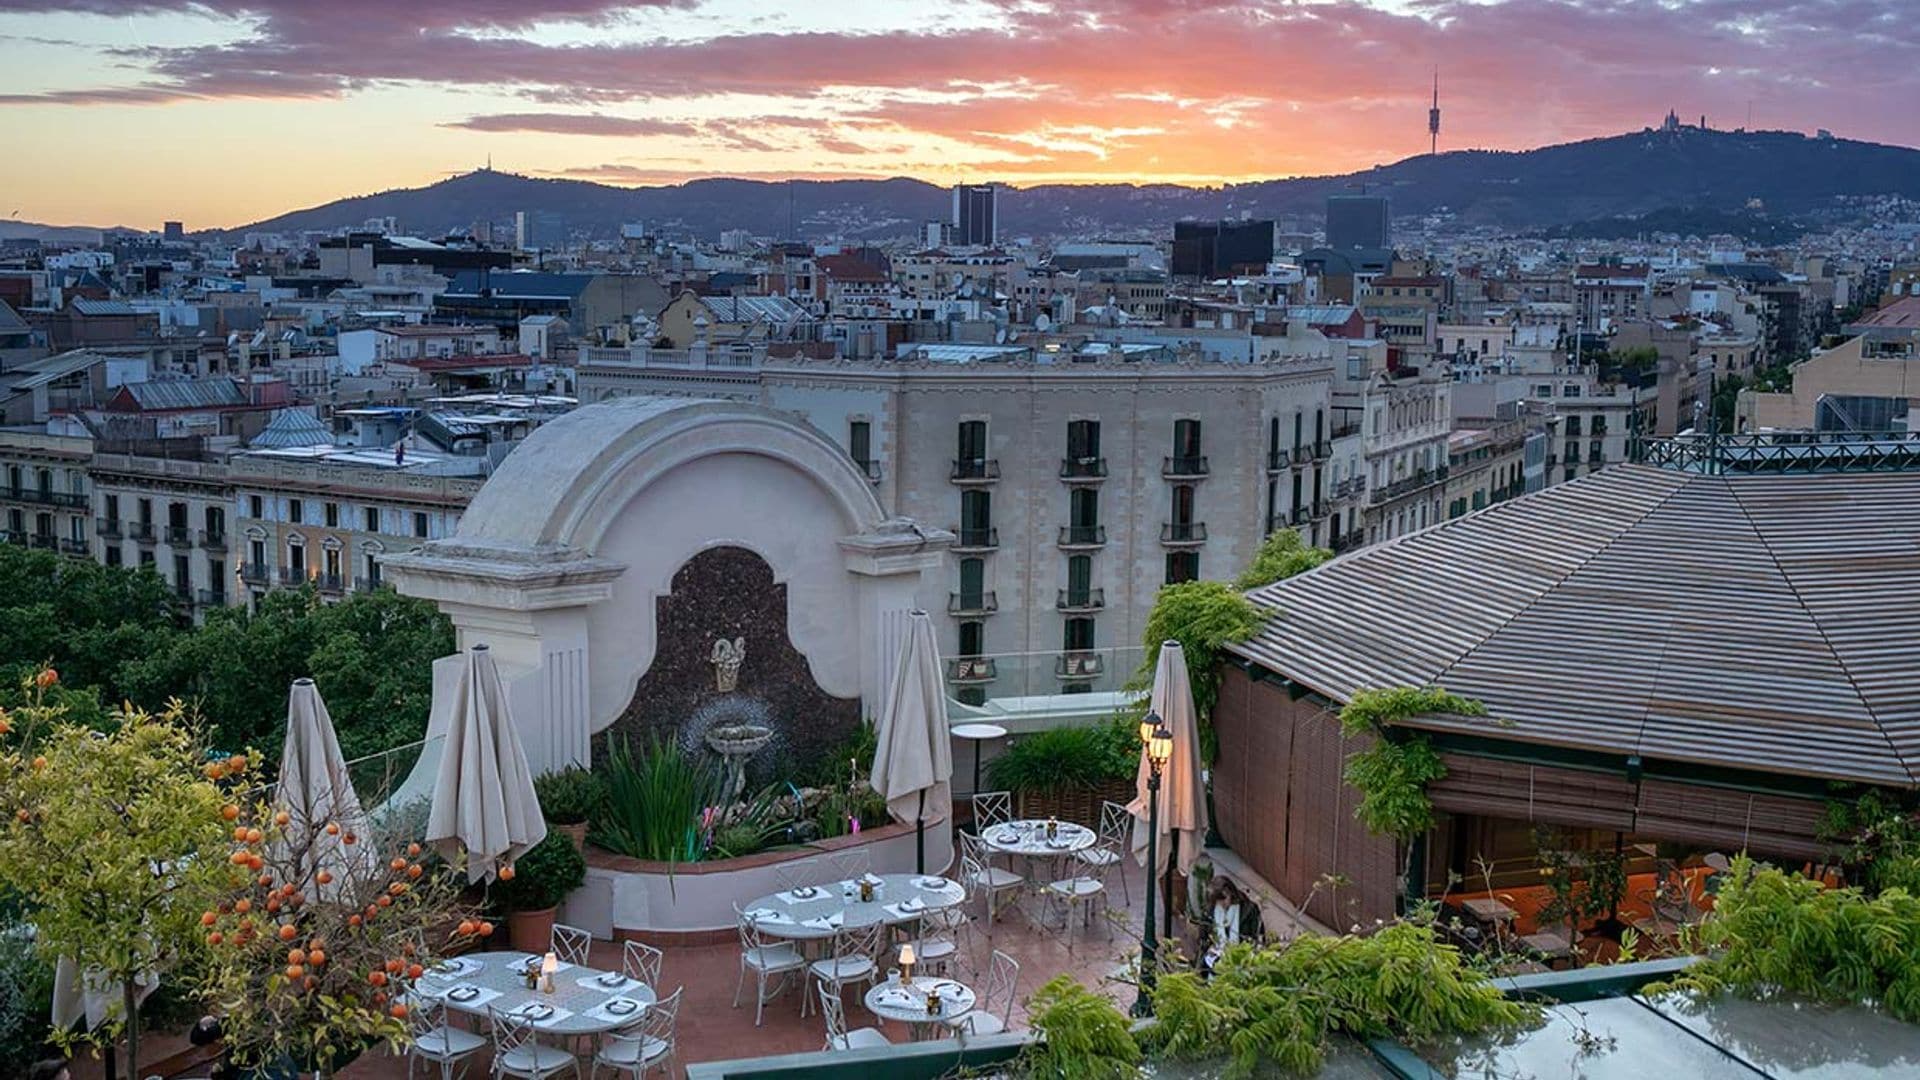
[0,429,92,557]
[90,450,231,615]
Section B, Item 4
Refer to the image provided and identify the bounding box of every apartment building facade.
[91,452,231,612]
[0,431,92,558]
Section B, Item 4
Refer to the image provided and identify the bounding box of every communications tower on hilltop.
[1428,69,1441,156]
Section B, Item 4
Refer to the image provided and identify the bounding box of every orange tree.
[196,790,491,1073]
[0,670,235,1077]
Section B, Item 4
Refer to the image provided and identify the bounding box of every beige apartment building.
[0,430,92,558]
[92,451,231,612]
[1738,301,1920,432]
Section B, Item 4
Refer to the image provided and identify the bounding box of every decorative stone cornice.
[839,517,953,577]
[382,539,627,612]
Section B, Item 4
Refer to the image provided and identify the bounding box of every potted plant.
[533,767,604,854]
[985,716,1138,824]
[493,833,586,953]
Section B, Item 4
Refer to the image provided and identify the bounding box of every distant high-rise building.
[1171,219,1276,278]
[514,210,565,251]
[162,221,184,242]
[1325,195,1390,251]
[951,184,998,247]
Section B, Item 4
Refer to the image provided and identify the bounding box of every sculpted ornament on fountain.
[710,636,746,693]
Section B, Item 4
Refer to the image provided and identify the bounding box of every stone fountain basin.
[706,723,774,756]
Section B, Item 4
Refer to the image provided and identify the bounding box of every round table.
[864,975,976,1033]
[982,819,1096,858]
[951,723,1007,795]
[417,950,658,1036]
[740,873,965,941]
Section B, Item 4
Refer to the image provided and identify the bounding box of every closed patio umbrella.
[1130,641,1209,879]
[427,644,547,883]
[276,678,376,894]
[869,610,953,874]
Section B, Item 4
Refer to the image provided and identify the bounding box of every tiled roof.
[122,377,248,411]
[1229,464,1920,788]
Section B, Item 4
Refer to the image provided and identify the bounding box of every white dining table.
[413,950,658,1036]
[864,974,977,1033]
[982,819,1096,858]
[740,873,965,941]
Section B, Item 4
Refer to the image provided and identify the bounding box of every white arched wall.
[384,396,950,772]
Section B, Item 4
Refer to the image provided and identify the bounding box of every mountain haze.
[205,126,1920,242]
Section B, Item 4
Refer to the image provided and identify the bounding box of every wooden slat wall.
[1634,779,1828,861]
[1428,756,1638,832]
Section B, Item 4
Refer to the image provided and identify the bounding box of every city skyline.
[0,0,1915,228]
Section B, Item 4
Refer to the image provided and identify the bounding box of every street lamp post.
[1131,713,1174,1018]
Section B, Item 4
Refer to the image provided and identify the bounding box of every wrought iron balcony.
[279,565,308,586]
[946,657,998,684]
[354,577,385,593]
[950,458,1000,483]
[240,562,272,585]
[1160,521,1208,546]
[1059,456,1108,481]
[1057,524,1107,549]
[1266,449,1289,471]
[1055,652,1105,679]
[1162,455,1209,479]
[96,518,123,538]
[59,538,88,557]
[1056,587,1105,613]
[28,533,55,550]
[164,525,191,546]
[198,588,228,608]
[947,590,999,616]
[315,573,346,594]
[199,529,227,550]
[128,521,156,543]
[952,527,999,551]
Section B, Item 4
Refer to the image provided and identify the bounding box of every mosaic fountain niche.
[608,545,861,795]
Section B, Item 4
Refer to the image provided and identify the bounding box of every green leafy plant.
[1339,687,1484,840]
[0,671,235,1075]
[1647,856,1920,1020]
[1235,529,1333,590]
[533,767,605,826]
[490,833,586,914]
[594,733,727,862]
[987,716,1138,794]
[1146,921,1532,1078]
[1127,581,1265,757]
[0,916,55,1065]
[1818,787,1920,895]
[802,720,878,790]
[1021,975,1142,1079]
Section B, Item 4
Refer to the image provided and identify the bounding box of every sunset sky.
[0,0,1913,229]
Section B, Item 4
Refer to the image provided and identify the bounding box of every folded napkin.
[873,987,918,1008]
[802,913,845,931]
[776,887,822,904]
[427,957,480,978]
[587,997,649,1024]
[744,907,789,923]
[511,1001,575,1029]
[914,876,953,891]
[860,872,884,886]
[438,984,502,1010]
[578,971,641,993]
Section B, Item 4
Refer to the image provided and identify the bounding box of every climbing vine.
[1125,581,1265,757]
[1338,687,1485,841]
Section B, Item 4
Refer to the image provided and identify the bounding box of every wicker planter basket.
[1015,778,1134,828]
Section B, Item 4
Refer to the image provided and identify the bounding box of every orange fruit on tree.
[206,932,223,946]
[278,923,298,941]
[479,921,495,937]
[234,898,252,914]
[384,958,402,974]
[389,1003,408,1019]
[221,805,240,821]
[389,882,408,897]
[343,832,358,845]
[308,949,326,967]
[204,763,224,780]
[229,851,250,866]
[35,668,56,689]
[13,810,28,824]
[407,963,424,980]
[31,756,46,771]
[315,870,333,885]
[265,898,281,914]
[368,970,387,987]
[228,754,248,772]
[372,991,388,1007]
[498,864,516,881]
[389,857,407,872]
[246,828,264,844]
[348,914,362,929]
[232,827,247,842]
[280,883,295,897]
[201,911,218,927]
[308,937,326,951]
[456,920,476,936]
[376,894,392,908]
[247,854,264,871]
[407,842,422,857]
[407,864,422,879]
[287,892,305,908]
[325,821,340,836]
[302,975,317,992]
[284,964,304,979]
[274,810,290,826]
[288,949,306,966]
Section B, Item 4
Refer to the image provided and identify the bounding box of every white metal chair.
[485,1005,578,1080]
[805,919,884,1017]
[772,860,812,893]
[550,923,593,967]
[592,985,682,1079]
[404,997,485,1080]
[827,847,872,881]
[732,908,806,1026]
[1042,838,1115,954]
[946,950,1019,1037]
[818,982,892,1051]
[972,790,1013,830]
[1076,800,1133,905]
[959,829,1024,925]
[620,939,663,989]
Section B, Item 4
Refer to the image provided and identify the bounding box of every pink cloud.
[443,112,700,137]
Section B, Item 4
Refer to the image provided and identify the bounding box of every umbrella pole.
[915,790,926,875]
[1164,831,1177,940]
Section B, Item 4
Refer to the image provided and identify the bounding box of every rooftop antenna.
[1428,68,1441,156]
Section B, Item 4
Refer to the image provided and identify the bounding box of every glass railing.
[942,645,1146,698]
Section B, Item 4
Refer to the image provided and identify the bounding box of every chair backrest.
[486,1004,538,1058]
[772,860,812,893]
[973,790,1013,829]
[985,949,1020,1023]
[643,984,683,1044]
[1098,799,1134,848]
[816,982,849,1042]
[736,906,778,953]
[622,939,664,987]
[828,847,871,881]
[833,918,887,963]
[551,922,593,966]
[1084,840,1121,884]
[406,996,447,1043]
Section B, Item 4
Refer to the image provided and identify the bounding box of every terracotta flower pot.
[507,905,557,954]
[555,822,588,854]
